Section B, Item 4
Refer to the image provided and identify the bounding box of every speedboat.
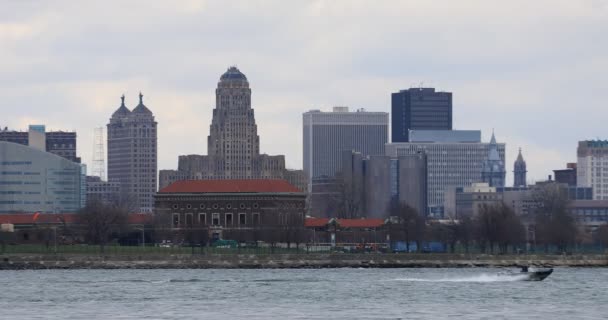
[519,266,553,281]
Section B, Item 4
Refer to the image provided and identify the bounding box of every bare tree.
[475,202,525,254]
[595,224,608,250]
[389,202,420,252]
[334,172,362,219]
[533,183,577,252]
[79,199,129,253]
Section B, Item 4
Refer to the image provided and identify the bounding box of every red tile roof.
[0,213,154,225]
[159,179,302,194]
[305,218,330,228]
[304,217,385,228]
[338,218,385,228]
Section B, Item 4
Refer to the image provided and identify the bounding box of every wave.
[393,273,529,283]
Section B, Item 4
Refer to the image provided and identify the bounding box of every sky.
[1,0,607,185]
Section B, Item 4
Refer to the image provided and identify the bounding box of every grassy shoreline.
[1,253,607,270]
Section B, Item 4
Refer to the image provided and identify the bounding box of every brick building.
[154,179,307,244]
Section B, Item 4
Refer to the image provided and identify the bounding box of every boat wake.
[393,273,528,283]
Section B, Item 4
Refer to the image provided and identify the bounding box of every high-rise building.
[107,93,157,212]
[386,131,505,217]
[159,67,286,189]
[577,140,608,200]
[311,150,427,219]
[513,148,527,187]
[481,132,506,188]
[303,107,388,183]
[0,141,85,213]
[0,125,80,163]
[391,87,452,142]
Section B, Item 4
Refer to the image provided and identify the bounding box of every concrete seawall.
[1,253,607,270]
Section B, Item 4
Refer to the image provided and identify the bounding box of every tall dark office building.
[391,87,452,142]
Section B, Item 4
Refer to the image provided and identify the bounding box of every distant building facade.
[303,107,388,184]
[0,141,85,213]
[554,163,577,186]
[107,93,157,212]
[452,183,502,218]
[85,176,122,206]
[577,140,608,200]
[0,125,80,163]
[155,179,306,243]
[513,148,527,187]
[159,67,287,189]
[386,131,505,217]
[391,88,452,142]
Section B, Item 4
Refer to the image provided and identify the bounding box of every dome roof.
[132,92,153,115]
[111,95,131,118]
[220,66,247,81]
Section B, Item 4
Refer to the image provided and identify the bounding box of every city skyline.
[2,1,607,185]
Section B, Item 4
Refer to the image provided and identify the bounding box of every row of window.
[173,212,258,228]
[172,203,259,210]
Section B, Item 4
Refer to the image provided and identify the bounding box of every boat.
[518,266,553,281]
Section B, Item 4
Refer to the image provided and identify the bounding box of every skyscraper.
[159,66,288,188]
[107,93,157,212]
[513,148,527,187]
[391,87,452,142]
[303,107,388,182]
[481,132,506,188]
[577,140,608,200]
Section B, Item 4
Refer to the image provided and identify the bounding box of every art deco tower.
[207,67,261,178]
[107,93,157,212]
[513,148,527,187]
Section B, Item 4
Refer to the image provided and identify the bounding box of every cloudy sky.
[1,0,607,185]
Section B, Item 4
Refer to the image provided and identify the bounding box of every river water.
[0,268,606,319]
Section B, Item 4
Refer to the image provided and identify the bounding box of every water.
[1,268,607,319]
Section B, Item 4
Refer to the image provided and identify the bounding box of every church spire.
[514,147,527,187]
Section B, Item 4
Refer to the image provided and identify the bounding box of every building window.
[172,204,178,210]
[226,213,233,226]
[186,213,193,227]
[199,213,206,225]
[239,213,246,226]
[200,204,205,209]
[252,203,259,209]
[186,204,192,209]
[212,213,220,226]
[226,204,232,210]
[213,204,219,209]
[253,213,260,225]
[240,203,246,209]
[172,213,180,228]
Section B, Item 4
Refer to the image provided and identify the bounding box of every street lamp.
[134,225,145,248]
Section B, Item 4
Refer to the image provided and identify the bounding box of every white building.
[385,131,505,217]
[303,107,388,185]
[577,140,608,200]
[0,141,86,213]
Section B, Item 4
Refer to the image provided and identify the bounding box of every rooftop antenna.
[92,127,106,180]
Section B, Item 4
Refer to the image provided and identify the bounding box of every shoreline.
[1,253,607,270]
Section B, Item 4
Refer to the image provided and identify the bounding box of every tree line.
[390,183,585,254]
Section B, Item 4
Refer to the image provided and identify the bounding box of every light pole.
[134,225,145,248]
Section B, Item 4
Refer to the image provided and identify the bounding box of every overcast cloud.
[1,0,607,185]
